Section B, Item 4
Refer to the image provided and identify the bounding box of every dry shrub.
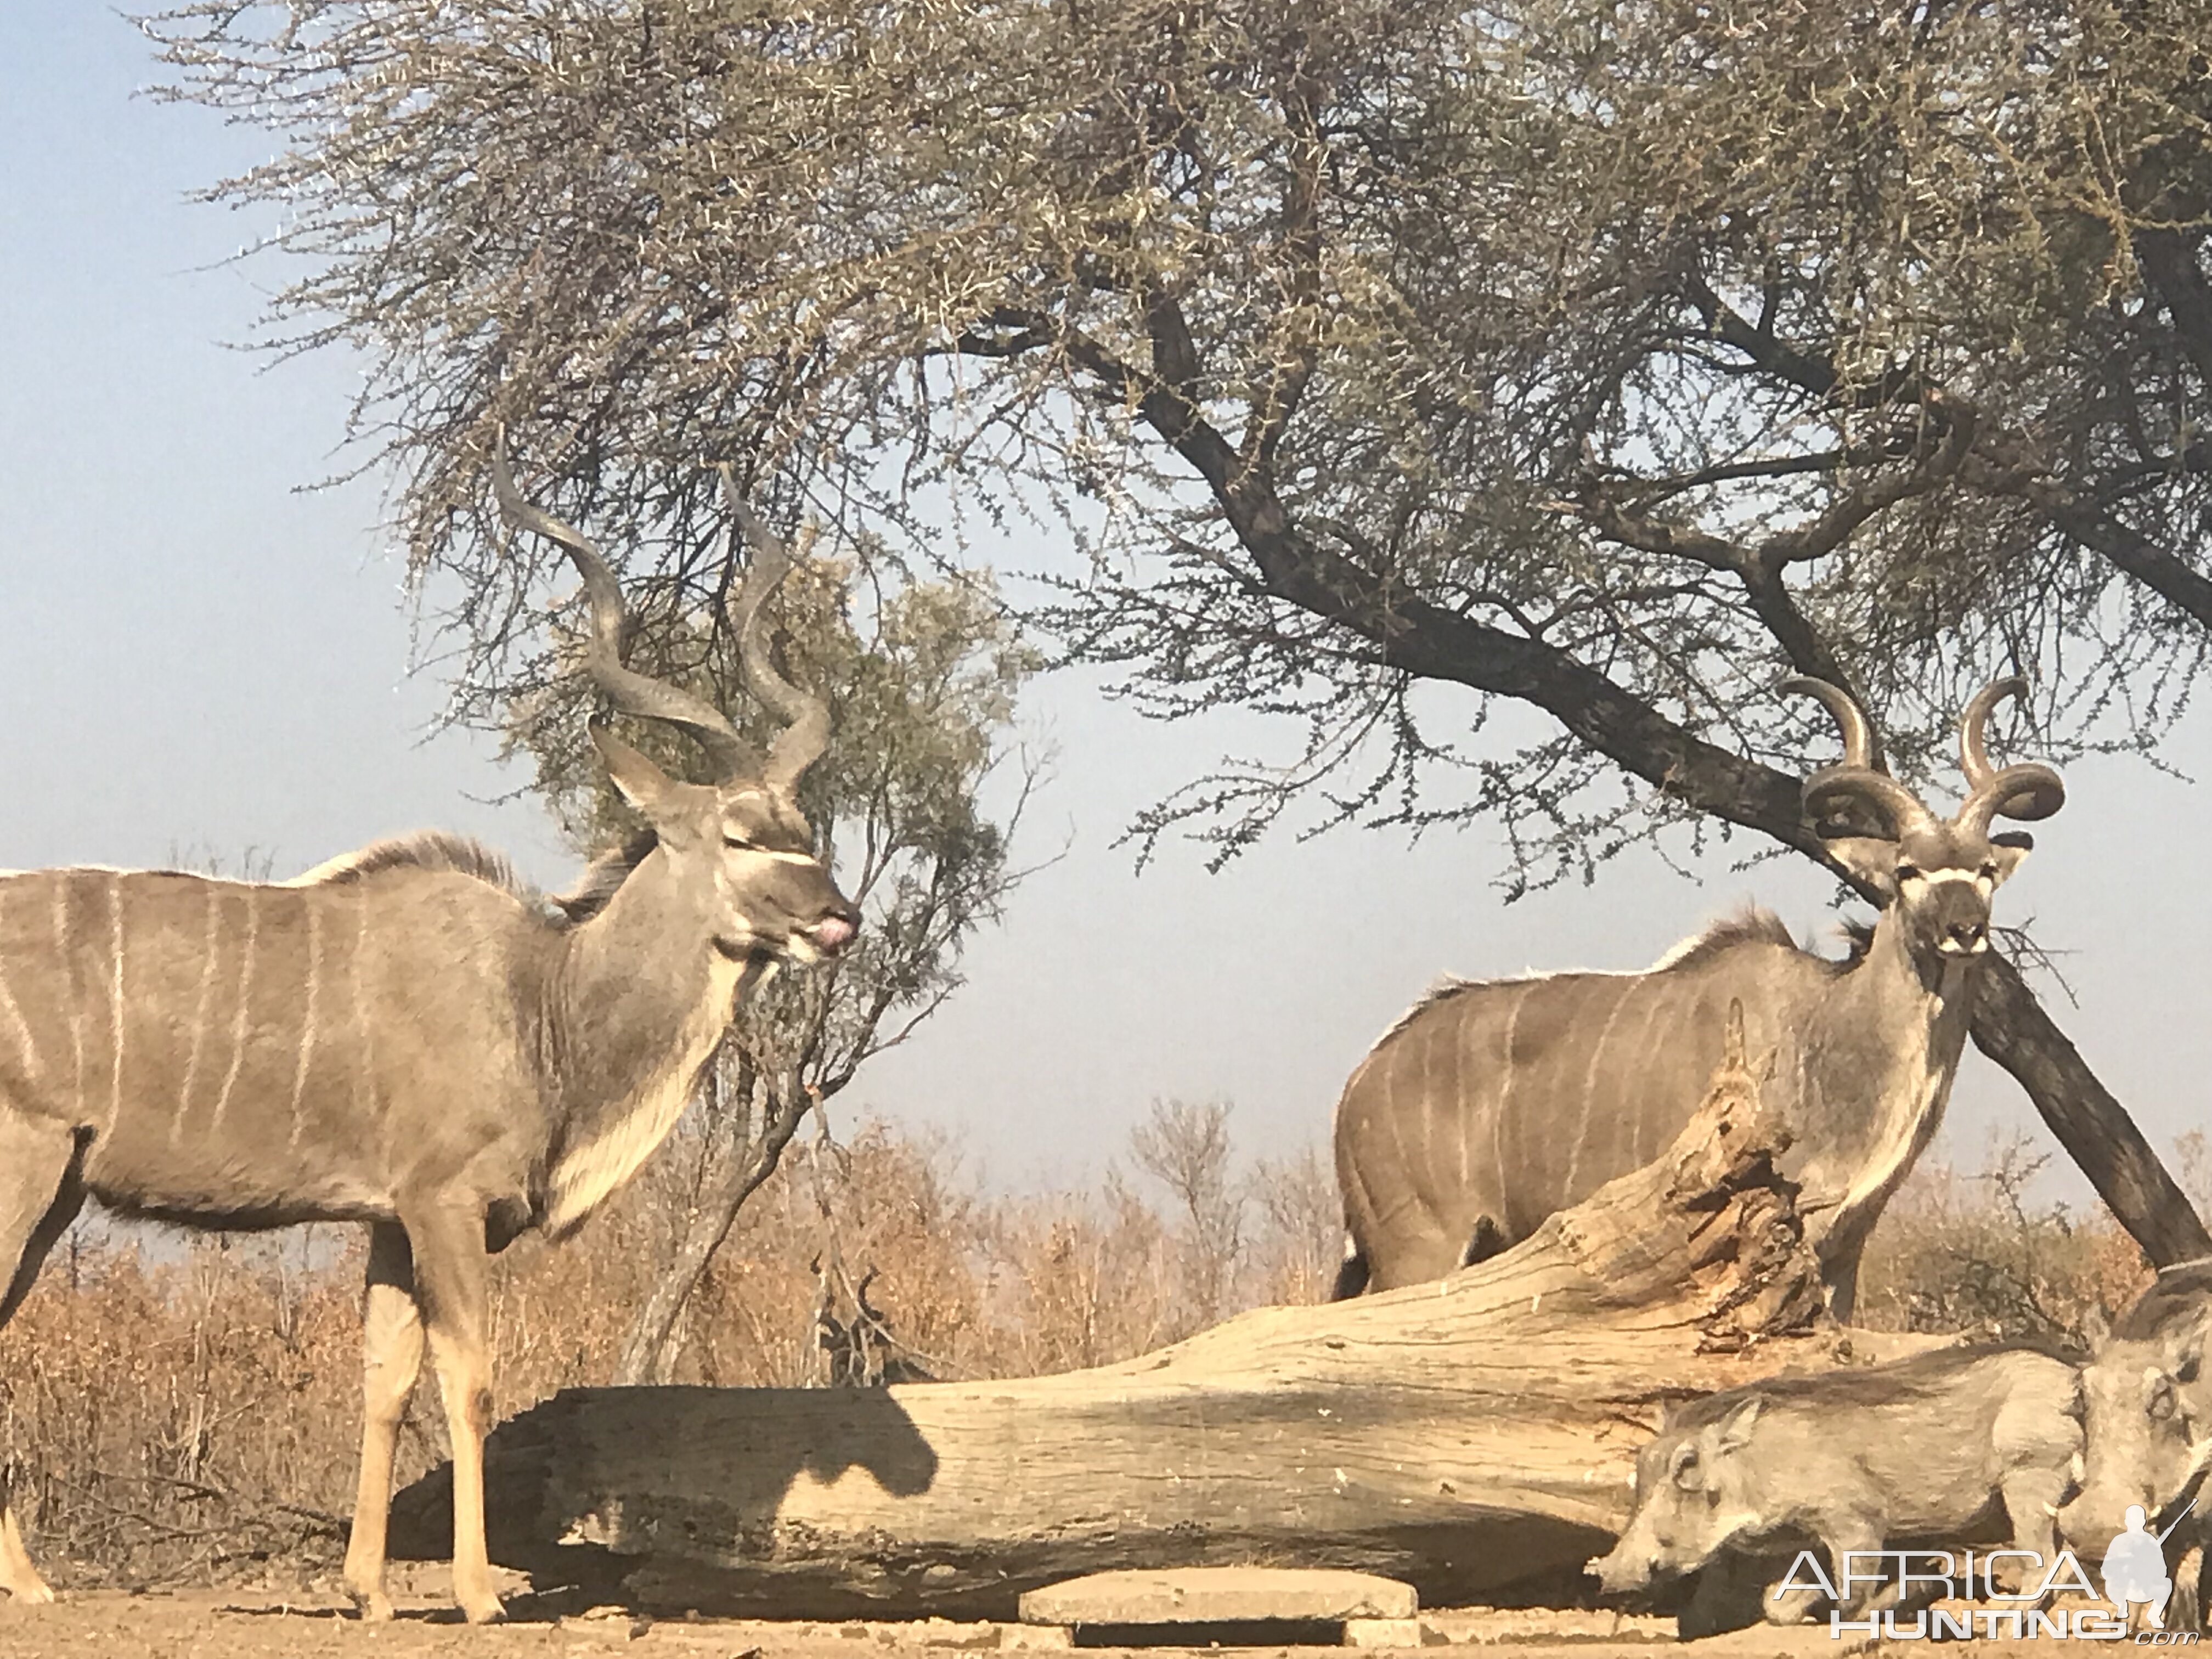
[1855,1128,2159,1346]
[0,1229,365,1587]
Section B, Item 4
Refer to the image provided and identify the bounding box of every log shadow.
[388,1382,940,1610]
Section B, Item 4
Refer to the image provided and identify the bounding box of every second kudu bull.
[1332,678,2064,1319]
[0,450,860,1622]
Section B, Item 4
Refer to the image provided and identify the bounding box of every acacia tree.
[512,524,1037,1384]
[143,0,2212,1260]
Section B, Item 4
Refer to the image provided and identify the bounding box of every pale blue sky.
[1,2,2203,1207]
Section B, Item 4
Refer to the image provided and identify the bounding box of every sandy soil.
[0,1577,1769,1659]
[10,1579,2106,1659]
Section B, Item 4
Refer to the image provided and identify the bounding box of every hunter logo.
[2107,1506,2176,1628]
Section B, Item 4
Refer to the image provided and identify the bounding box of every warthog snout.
[1587,1547,1656,1596]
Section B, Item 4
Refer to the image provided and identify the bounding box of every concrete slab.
[1017,1567,1418,1627]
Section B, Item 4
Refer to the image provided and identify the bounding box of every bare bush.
[1248,1144,1347,1308]
[1130,1098,1245,1334]
[1856,1130,2154,1346]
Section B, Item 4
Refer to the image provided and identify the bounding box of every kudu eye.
[1894,863,1922,883]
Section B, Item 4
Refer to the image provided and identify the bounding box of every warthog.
[2062,1263,2212,1629]
[1589,1346,2083,1626]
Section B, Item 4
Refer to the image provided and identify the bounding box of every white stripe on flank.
[1380,1015,1414,1202]
[352,888,375,1125]
[1416,1002,1436,1195]
[286,898,321,1148]
[1492,983,1528,1226]
[173,883,221,1144]
[1563,987,1629,1205]
[55,879,83,1114]
[1623,988,1669,1169]
[211,893,259,1135]
[0,888,40,1083]
[106,875,125,1133]
[1453,991,1471,1194]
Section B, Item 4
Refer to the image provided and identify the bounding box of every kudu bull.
[1332,678,2064,1318]
[0,450,860,1622]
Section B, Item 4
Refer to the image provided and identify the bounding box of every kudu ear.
[589,722,691,830]
[1820,835,1899,900]
[1988,831,2033,886]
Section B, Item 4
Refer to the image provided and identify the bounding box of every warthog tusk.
[2044,1502,2064,1517]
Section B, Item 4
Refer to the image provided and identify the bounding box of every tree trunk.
[392,1039,1937,1619]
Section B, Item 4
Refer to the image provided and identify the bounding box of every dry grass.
[0,1107,2182,1591]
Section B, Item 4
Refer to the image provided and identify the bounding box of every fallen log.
[391,1009,1932,1618]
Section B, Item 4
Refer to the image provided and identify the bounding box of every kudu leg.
[341,1222,425,1622]
[405,1204,501,1624]
[0,1111,84,1605]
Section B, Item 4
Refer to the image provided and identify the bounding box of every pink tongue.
[811,915,856,951]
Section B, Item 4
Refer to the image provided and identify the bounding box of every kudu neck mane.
[1379,904,1877,1047]
[301,827,661,930]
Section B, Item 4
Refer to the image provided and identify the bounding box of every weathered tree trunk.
[392,1039,1937,1619]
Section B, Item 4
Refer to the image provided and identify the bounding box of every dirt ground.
[1,1577,2108,1659]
